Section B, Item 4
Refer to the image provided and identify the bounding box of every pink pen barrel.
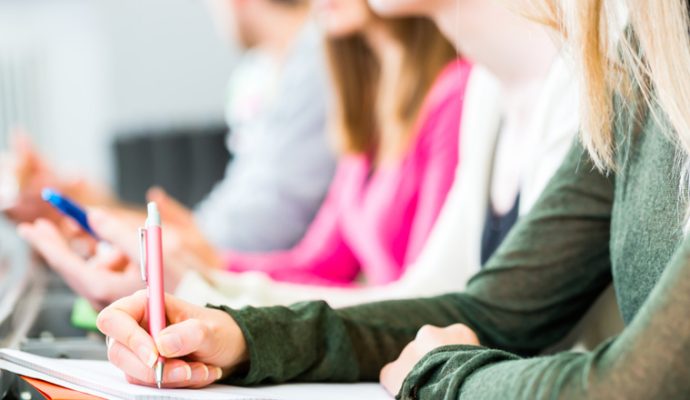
[145,225,166,345]
[142,201,166,388]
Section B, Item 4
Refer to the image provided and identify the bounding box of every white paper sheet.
[0,349,390,400]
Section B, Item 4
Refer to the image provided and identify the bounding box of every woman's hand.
[2,132,116,223]
[17,183,222,309]
[3,133,63,223]
[17,218,143,310]
[379,324,480,396]
[87,188,223,287]
[18,209,201,310]
[147,187,223,270]
[97,291,248,388]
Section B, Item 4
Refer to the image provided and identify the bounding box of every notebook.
[0,349,390,400]
[21,376,105,400]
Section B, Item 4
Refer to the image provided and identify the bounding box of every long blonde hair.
[527,0,690,177]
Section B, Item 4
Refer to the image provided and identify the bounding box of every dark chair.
[113,124,231,208]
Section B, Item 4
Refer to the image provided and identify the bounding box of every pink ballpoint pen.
[139,202,166,389]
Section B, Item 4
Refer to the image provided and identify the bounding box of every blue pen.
[41,188,99,240]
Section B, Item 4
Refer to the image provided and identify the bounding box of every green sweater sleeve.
[403,228,690,399]
[210,140,618,390]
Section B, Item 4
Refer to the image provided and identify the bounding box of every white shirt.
[178,56,580,308]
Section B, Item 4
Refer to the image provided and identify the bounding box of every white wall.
[98,0,238,133]
[0,0,237,183]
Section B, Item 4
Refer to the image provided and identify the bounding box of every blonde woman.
[73,0,690,397]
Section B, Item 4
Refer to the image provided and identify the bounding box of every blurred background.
[0,0,238,205]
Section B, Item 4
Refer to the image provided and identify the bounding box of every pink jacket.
[225,60,471,286]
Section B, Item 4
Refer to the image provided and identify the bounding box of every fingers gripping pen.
[139,202,166,388]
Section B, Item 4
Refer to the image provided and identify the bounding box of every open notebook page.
[0,349,390,400]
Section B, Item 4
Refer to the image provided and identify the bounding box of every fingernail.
[169,365,192,382]
[214,367,223,381]
[137,345,157,368]
[157,334,182,356]
[191,364,209,381]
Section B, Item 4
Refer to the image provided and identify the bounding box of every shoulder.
[414,60,472,149]
[417,59,472,132]
[425,59,473,112]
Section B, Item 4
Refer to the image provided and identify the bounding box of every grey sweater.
[195,24,335,252]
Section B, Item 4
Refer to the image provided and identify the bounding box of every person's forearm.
[213,287,574,386]
[400,233,690,400]
[209,265,607,387]
[225,230,360,285]
[209,294,476,385]
[207,143,618,387]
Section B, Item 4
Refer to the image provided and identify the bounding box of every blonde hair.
[528,0,690,176]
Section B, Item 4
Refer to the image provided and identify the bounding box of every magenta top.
[225,60,471,286]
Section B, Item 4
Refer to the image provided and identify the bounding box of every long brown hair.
[326,15,456,158]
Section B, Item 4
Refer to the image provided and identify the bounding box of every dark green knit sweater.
[212,100,690,399]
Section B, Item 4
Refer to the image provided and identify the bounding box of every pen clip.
[138,227,147,282]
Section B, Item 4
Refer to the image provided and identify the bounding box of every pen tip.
[155,360,164,389]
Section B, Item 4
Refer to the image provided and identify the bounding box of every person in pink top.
[225,0,469,286]
[15,0,469,312]
[226,64,468,286]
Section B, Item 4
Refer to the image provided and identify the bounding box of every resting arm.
[211,142,616,385]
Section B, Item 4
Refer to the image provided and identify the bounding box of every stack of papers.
[0,349,390,400]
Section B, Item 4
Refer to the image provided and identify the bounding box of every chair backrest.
[113,124,231,208]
